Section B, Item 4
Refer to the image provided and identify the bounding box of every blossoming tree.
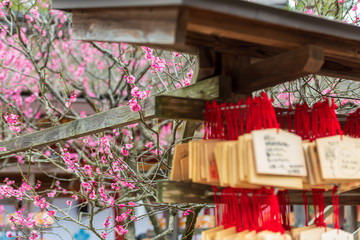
[0,0,196,239]
[0,0,359,240]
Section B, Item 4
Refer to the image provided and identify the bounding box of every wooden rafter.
[232,45,324,93]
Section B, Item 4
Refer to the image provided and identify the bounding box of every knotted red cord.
[303,190,309,226]
[213,186,220,226]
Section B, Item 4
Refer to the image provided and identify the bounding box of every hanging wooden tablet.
[221,142,232,186]
[243,134,253,182]
[194,140,202,183]
[230,142,239,187]
[223,230,249,240]
[170,143,189,180]
[317,136,360,181]
[298,227,331,240]
[204,228,222,240]
[308,142,326,185]
[238,135,246,181]
[193,140,201,182]
[199,140,207,181]
[251,129,307,177]
[180,157,189,180]
[291,226,316,240]
[192,140,209,184]
[214,143,226,186]
[246,136,303,189]
[215,227,237,239]
[321,229,353,240]
[302,142,313,186]
[302,142,328,189]
[230,135,259,189]
[223,141,238,187]
[204,140,221,185]
[257,232,292,240]
[201,225,224,240]
[189,140,195,180]
[243,230,257,240]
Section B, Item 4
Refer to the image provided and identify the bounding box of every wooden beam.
[72,6,187,44]
[187,32,360,82]
[0,163,69,175]
[162,75,231,100]
[157,180,215,204]
[155,96,207,121]
[0,97,156,157]
[157,181,360,205]
[232,45,324,93]
[0,76,229,156]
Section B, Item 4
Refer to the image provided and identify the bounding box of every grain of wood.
[72,7,182,44]
[158,180,360,205]
[0,77,228,156]
[232,45,324,93]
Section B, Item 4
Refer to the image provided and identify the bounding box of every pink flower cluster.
[115,225,128,235]
[181,69,193,87]
[143,47,166,73]
[129,98,141,112]
[33,195,49,210]
[103,216,112,228]
[125,74,149,112]
[0,1,10,18]
[0,183,23,200]
[30,6,40,20]
[4,113,21,133]
[8,210,36,230]
[183,209,192,216]
[29,230,39,240]
[65,93,77,108]
[62,149,79,172]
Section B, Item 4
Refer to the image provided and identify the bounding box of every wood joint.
[233,45,325,94]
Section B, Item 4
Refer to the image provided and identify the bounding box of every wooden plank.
[53,0,286,9]
[233,45,324,93]
[0,77,227,156]
[53,0,183,9]
[0,163,69,175]
[157,180,215,204]
[72,7,185,44]
[0,97,156,156]
[158,181,360,205]
[163,75,231,100]
[155,96,207,121]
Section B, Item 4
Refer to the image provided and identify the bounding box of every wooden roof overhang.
[53,0,360,90]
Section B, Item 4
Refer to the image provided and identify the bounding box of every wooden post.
[339,206,345,229]
[179,47,218,143]
[347,205,358,233]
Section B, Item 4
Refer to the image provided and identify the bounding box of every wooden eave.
[53,0,287,10]
[52,0,360,83]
